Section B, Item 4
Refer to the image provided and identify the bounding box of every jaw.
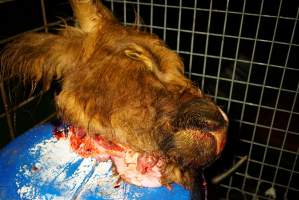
[168,102,229,168]
[168,124,228,168]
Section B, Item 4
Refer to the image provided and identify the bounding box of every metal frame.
[0,0,70,142]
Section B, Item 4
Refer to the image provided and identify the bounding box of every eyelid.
[124,45,156,72]
[124,49,142,60]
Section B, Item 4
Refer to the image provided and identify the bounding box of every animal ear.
[0,0,118,90]
[124,43,156,71]
[70,0,117,33]
[0,32,84,90]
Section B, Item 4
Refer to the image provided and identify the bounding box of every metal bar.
[187,0,197,78]
[236,172,299,192]
[110,0,114,12]
[136,0,140,26]
[150,0,153,33]
[162,0,167,41]
[40,0,48,33]
[269,5,299,191]
[239,0,265,193]
[175,0,182,53]
[236,121,299,137]
[201,0,213,89]
[212,156,248,184]
[284,148,299,196]
[0,91,45,119]
[221,181,299,197]
[214,0,230,101]
[225,0,247,197]
[179,51,299,72]
[187,73,296,94]
[252,0,284,196]
[123,0,127,25]
[239,138,299,158]
[226,0,246,111]
[0,82,15,139]
[0,17,73,45]
[176,51,299,71]
[33,112,57,128]
[235,155,299,174]
[0,0,15,4]
[122,22,299,49]
[105,0,299,21]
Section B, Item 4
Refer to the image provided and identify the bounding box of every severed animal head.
[1,0,228,189]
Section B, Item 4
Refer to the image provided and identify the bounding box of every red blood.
[69,129,101,158]
[219,139,226,153]
[74,127,86,139]
[53,130,65,140]
[137,153,159,174]
[56,125,163,188]
[95,135,124,152]
[113,178,122,188]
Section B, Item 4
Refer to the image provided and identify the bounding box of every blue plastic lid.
[0,124,191,200]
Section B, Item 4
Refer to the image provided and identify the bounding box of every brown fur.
[0,0,228,189]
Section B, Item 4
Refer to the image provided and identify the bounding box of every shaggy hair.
[1,0,228,190]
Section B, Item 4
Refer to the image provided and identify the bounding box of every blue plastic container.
[0,124,191,200]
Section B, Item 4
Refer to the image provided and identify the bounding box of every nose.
[175,98,228,131]
[174,98,228,155]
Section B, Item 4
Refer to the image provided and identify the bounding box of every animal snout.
[174,98,228,132]
[173,98,228,157]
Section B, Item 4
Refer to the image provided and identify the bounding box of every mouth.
[209,129,227,155]
[170,105,229,167]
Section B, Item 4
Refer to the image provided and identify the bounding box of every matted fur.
[0,0,228,190]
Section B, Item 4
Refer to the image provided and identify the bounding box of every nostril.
[174,99,229,131]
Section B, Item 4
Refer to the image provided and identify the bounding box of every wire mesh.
[0,0,298,199]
